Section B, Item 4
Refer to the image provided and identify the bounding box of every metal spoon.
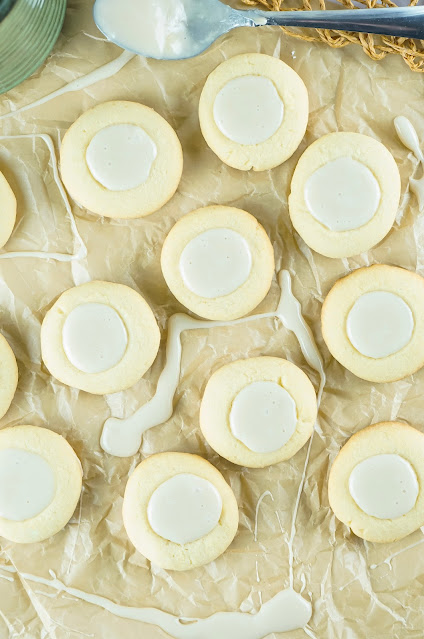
[93,0,424,61]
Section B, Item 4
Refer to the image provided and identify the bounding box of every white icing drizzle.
[101,270,325,457]
[394,116,424,212]
[0,50,135,120]
[0,571,13,582]
[0,134,87,261]
[254,491,274,608]
[0,566,312,637]
[254,490,274,543]
[369,530,424,570]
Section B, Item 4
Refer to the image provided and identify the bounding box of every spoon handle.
[249,7,424,39]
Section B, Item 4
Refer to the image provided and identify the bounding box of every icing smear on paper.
[0,50,135,121]
[0,565,312,638]
[394,116,424,212]
[101,269,325,457]
[0,134,87,261]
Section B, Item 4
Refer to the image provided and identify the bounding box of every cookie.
[0,334,18,420]
[321,264,424,383]
[0,170,17,248]
[122,452,239,571]
[60,100,183,219]
[161,205,275,320]
[41,280,160,395]
[200,357,317,468]
[199,53,308,171]
[289,132,401,258]
[0,425,82,544]
[328,422,424,543]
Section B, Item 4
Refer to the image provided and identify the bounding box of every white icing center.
[229,381,297,453]
[349,454,419,519]
[304,157,381,231]
[147,473,222,544]
[179,228,252,298]
[213,75,284,145]
[86,124,157,191]
[346,291,414,359]
[62,303,128,374]
[0,448,55,521]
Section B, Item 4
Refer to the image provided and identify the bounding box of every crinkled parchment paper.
[1,1,424,637]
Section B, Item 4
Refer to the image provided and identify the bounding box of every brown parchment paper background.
[1,1,424,637]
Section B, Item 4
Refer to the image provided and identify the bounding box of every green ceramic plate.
[0,0,67,95]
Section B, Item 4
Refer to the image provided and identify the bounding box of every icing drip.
[101,270,325,457]
[0,134,86,261]
[0,51,135,120]
[0,566,312,637]
[394,116,424,212]
[369,530,424,570]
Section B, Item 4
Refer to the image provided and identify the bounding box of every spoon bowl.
[93,0,255,61]
[93,0,424,61]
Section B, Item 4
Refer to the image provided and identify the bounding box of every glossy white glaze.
[62,303,128,374]
[179,228,252,298]
[349,454,418,519]
[0,134,86,261]
[229,381,297,453]
[86,124,157,191]
[0,566,312,637]
[147,473,222,544]
[0,51,135,120]
[394,116,424,212]
[304,157,380,231]
[0,449,55,521]
[94,0,194,58]
[213,75,284,145]
[346,291,414,358]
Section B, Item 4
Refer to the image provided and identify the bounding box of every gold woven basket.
[240,0,424,72]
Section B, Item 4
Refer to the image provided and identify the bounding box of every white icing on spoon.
[394,116,424,212]
[0,134,86,261]
[0,50,135,120]
[101,270,325,457]
[0,566,312,637]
